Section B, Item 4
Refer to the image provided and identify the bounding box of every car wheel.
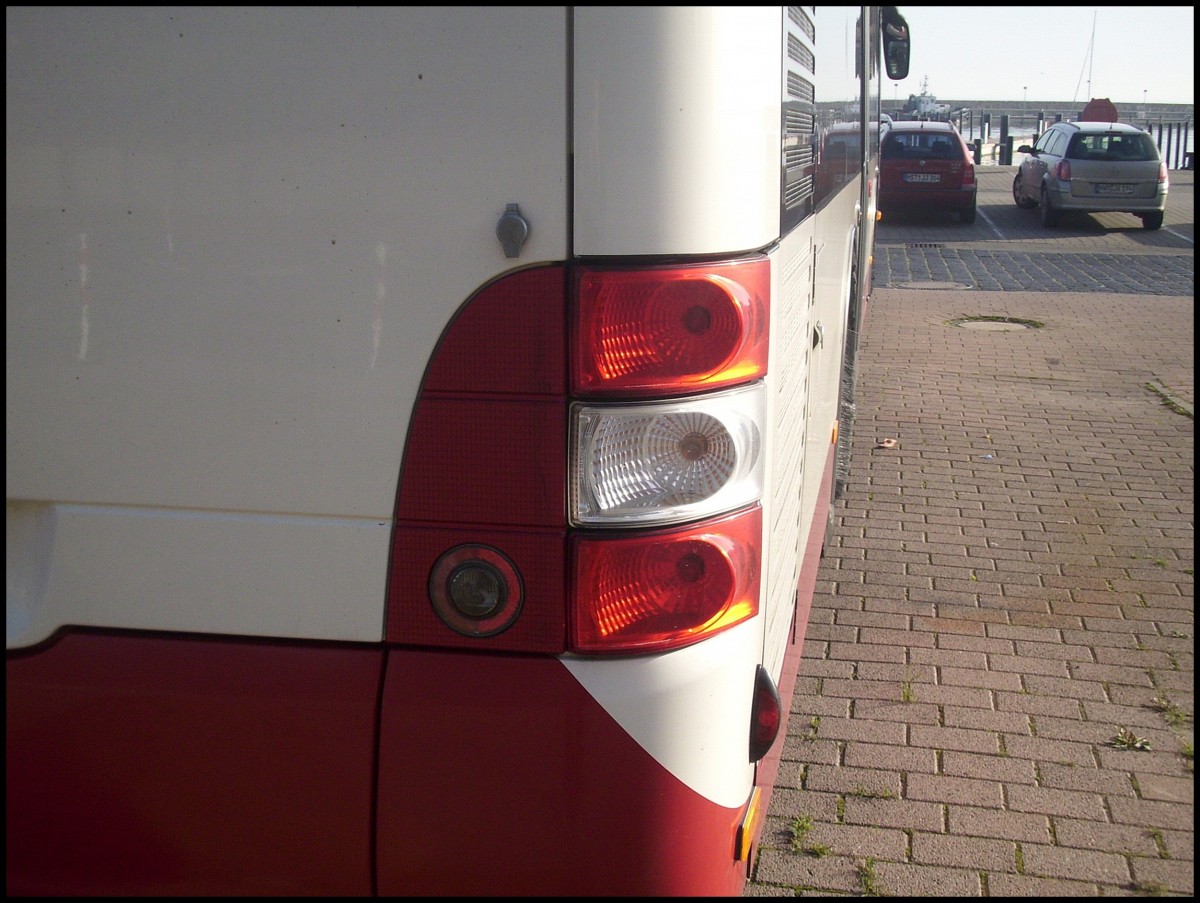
[959,203,976,224]
[1140,211,1164,230]
[1013,173,1036,208]
[1039,187,1059,227]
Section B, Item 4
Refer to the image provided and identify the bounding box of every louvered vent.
[782,7,817,232]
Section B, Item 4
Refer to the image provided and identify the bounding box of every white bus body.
[6,6,908,895]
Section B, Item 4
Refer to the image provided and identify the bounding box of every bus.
[5,6,909,896]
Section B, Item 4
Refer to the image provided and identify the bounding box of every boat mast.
[1087,12,1095,98]
[1071,11,1097,105]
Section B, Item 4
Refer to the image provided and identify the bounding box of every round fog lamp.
[429,545,523,637]
[449,564,504,617]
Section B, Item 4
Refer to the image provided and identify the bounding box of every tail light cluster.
[567,258,770,654]
[391,258,771,658]
[1055,160,1072,182]
[961,157,976,187]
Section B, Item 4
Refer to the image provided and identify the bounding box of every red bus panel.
[376,649,747,896]
[6,633,382,896]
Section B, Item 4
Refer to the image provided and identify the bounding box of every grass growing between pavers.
[856,858,881,896]
[1150,693,1190,727]
[786,814,831,858]
[1109,727,1153,751]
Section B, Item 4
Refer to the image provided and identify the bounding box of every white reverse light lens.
[571,382,765,526]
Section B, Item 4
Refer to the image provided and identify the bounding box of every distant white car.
[1012,121,1168,230]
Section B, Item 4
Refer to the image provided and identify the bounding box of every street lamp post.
[1023,86,1027,128]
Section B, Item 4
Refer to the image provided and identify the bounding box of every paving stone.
[746,168,1195,897]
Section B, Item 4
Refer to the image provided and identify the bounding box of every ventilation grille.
[781,8,817,231]
[788,6,815,42]
[786,71,815,104]
[787,33,814,74]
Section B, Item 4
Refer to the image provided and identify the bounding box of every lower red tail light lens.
[1056,160,1072,182]
[569,505,761,654]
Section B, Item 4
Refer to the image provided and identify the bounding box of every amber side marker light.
[735,786,765,863]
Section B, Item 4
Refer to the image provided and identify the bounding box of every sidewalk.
[747,170,1194,896]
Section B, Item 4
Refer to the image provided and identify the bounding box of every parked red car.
[879,121,977,223]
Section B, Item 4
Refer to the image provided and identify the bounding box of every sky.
[887,6,1194,105]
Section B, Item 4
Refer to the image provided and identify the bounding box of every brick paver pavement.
[747,169,1193,896]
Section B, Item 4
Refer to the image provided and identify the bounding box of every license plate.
[903,173,940,183]
[1095,183,1134,195]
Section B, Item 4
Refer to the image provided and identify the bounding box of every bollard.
[973,138,982,165]
[998,115,1010,165]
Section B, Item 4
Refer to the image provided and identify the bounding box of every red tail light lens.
[1056,160,1072,181]
[962,159,976,186]
[1158,162,1168,183]
[569,505,761,653]
[572,258,770,397]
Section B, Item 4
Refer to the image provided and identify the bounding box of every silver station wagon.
[1012,121,1168,230]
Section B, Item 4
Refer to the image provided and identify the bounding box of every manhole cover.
[958,320,1029,331]
[895,281,972,290]
[949,316,1043,331]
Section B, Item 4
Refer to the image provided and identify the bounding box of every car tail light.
[571,259,769,398]
[962,158,975,186]
[1055,160,1072,181]
[1158,162,1168,183]
[569,505,761,654]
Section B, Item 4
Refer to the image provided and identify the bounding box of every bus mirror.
[882,7,910,81]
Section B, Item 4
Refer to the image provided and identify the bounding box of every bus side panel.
[6,6,569,649]
[572,7,781,257]
[376,651,746,896]
[5,633,382,896]
[751,447,835,824]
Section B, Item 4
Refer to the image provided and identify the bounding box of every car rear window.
[1066,133,1158,162]
[882,131,960,160]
